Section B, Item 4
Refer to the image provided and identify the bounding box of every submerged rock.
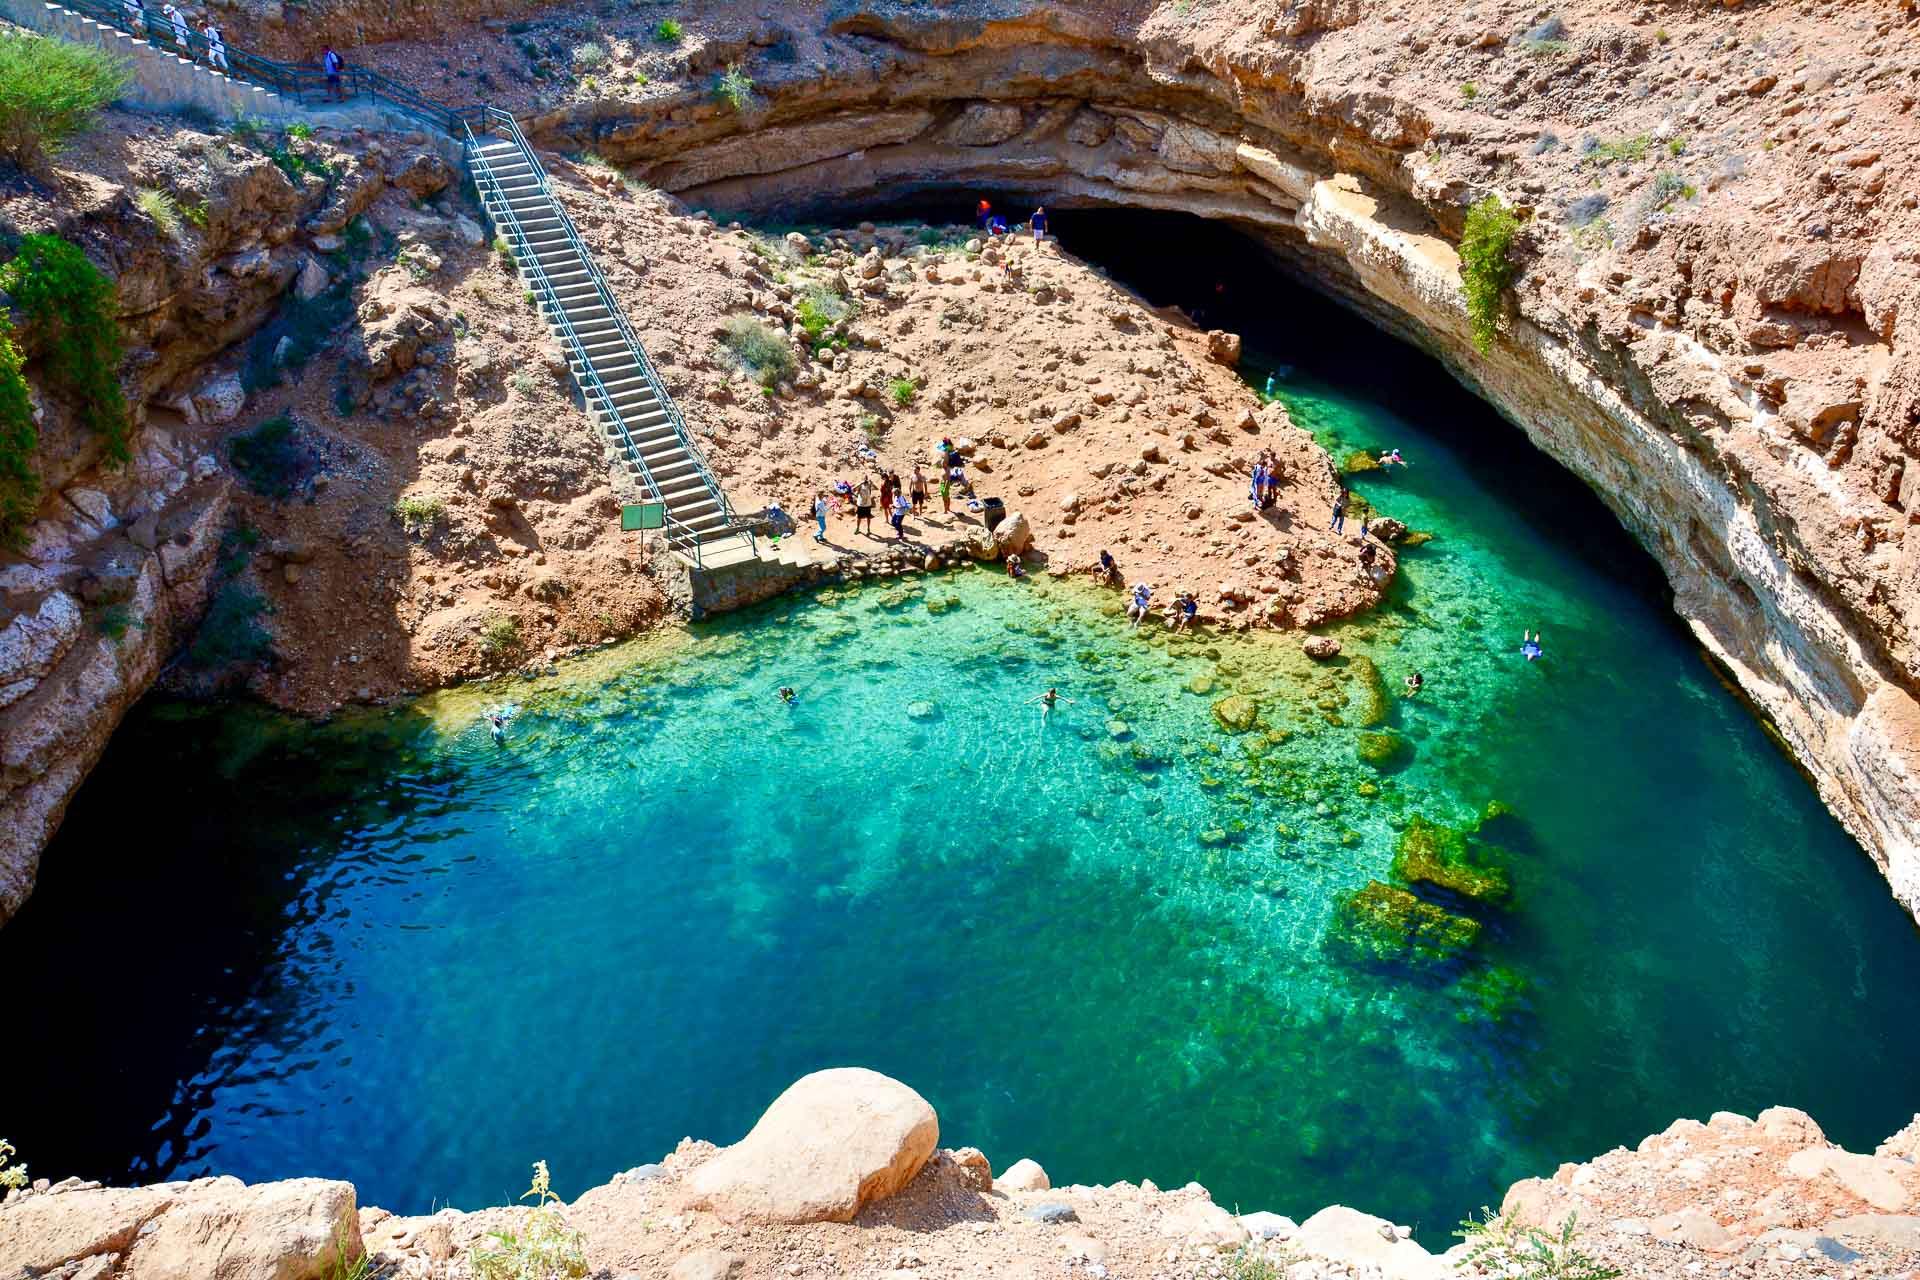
[1342,450,1381,474]
[1392,815,1512,904]
[1211,694,1258,733]
[1332,880,1480,968]
[1347,655,1390,727]
[1355,731,1411,769]
[1303,635,1342,660]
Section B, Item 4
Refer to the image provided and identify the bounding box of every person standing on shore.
[1031,205,1049,242]
[1330,488,1348,535]
[890,492,909,540]
[812,492,829,543]
[853,475,876,536]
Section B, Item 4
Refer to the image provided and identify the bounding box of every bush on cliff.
[0,321,35,549]
[721,315,795,387]
[0,31,129,170]
[1456,1208,1618,1280]
[1459,195,1519,354]
[471,1161,588,1280]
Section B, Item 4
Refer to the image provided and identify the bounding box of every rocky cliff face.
[448,0,1920,920]
[0,116,457,924]
[5,1069,1918,1279]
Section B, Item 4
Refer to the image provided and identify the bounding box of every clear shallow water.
[8,214,1919,1244]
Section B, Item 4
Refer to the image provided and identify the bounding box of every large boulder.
[682,1068,939,1224]
[124,1177,362,1280]
[1205,330,1242,366]
[1293,1206,1445,1280]
[1211,694,1258,733]
[0,1178,360,1280]
[993,511,1033,557]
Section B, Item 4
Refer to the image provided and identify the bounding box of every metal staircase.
[15,0,760,572]
[461,110,755,571]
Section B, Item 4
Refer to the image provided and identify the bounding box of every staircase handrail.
[472,111,748,561]
[459,112,696,563]
[60,0,466,132]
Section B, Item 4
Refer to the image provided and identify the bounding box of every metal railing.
[52,0,754,570]
[460,108,752,571]
[62,0,468,132]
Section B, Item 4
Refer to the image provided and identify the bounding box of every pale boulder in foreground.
[681,1067,939,1224]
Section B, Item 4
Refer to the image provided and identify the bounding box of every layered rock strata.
[466,0,1920,919]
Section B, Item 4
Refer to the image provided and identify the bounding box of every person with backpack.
[203,21,228,70]
[321,46,346,101]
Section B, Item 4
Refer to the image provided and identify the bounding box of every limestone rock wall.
[510,0,1920,920]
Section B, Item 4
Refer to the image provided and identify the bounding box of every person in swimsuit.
[1025,686,1074,721]
[485,711,507,744]
[1405,671,1424,695]
[910,466,929,512]
[1522,630,1544,662]
[778,686,797,705]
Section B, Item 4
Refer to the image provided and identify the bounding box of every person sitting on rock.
[1005,552,1024,578]
[1090,548,1119,585]
[1127,583,1153,628]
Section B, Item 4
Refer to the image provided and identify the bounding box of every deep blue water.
[4,213,1916,1244]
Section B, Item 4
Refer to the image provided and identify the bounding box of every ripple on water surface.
[9,270,1920,1245]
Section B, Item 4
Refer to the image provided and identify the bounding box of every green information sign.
[621,502,666,531]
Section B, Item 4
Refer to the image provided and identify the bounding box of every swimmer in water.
[1405,671,1424,695]
[1024,686,1075,721]
[778,686,797,705]
[485,711,507,743]
[1521,630,1544,662]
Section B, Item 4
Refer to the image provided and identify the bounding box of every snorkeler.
[485,711,507,744]
[1405,671,1424,695]
[778,686,798,705]
[1521,630,1544,662]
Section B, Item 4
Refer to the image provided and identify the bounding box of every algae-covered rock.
[1342,450,1381,474]
[906,700,939,721]
[1348,655,1390,728]
[1391,815,1511,903]
[1107,718,1131,739]
[1212,694,1259,733]
[1455,964,1532,1024]
[1185,673,1216,696]
[1400,530,1434,548]
[1332,880,1480,968]
[1355,731,1410,769]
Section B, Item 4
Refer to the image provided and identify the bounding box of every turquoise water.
[7,216,1918,1243]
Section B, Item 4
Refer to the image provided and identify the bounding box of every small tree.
[1458,195,1519,354]
[0,31,130,170]
[1455,1208,1619,1280]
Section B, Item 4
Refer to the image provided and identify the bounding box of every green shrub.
[713,63,754,111]
[794,285,847,340]
[135,187,184,238]
[180,197,210,229]
[471,1162,588,1280]
[1458,195,1518,353]
[1455,1209,1618,1280]
[571,42,606,70]
[393,494,445,532]
[510,372,537,396]
[0,31,129,169]
[189,582,272,668]
[1586,134,1650,165]
[0,320,36,549]
[216,522,260,578]
[94,601,145,642]
[1459,82,1478,100]
[1639,170,1696,218]
[243,284,354,392]
[229,112,267,144]
[228,413,304,498]
[287,121,313,141]
[0,1139,25,1192]
[653,18,682,42]
[481,615,522,657]
[720,315,794,386]
[0,234,131,467]
[887,377,916,408]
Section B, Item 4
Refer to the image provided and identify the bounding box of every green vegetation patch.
[1392,814,1512,903]
[0,30,129,169]
[189,582,273,668]
[228,413,305,499]
[1333,880,1481,969]
[1347,654,1390,727]
[1355,730,1411,770]
[720,315,795,387]
[1459,195,1518,354]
